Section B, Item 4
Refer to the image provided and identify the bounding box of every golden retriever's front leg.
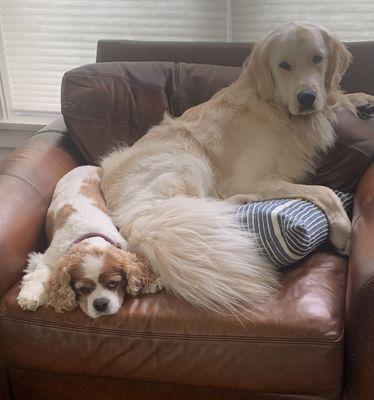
[226,180,351,256]
[345,92,374,119]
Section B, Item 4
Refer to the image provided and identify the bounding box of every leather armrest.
[345,162,374,399]
[0,117,84,298]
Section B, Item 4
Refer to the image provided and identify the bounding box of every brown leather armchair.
[0,40,373,400]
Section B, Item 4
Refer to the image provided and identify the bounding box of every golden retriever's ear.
[44,256,78,313]
[324,31,352,92]
[244,41,274,101]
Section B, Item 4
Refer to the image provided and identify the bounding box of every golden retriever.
[101,22,374,315]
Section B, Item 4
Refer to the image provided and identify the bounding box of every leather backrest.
[62,42,374,192]
[62,62,240,160]
[96,39,374,95]
[96,40,253,67]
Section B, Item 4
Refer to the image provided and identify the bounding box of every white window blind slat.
[232,0,374,41]
[1,0,228,114]
[0,0,373,116]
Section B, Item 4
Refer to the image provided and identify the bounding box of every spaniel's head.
[44,243,147,318]
[244,22,352,115]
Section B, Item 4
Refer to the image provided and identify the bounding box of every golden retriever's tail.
[126,196,278,315]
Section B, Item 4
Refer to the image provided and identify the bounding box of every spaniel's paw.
[17,284,45,311]
[126,275,145,297]
[144,277,163,295]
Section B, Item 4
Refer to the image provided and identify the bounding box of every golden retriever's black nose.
[93,297,109,312]
[297,91,316,108]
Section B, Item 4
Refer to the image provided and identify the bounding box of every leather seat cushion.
[0,250,347,398]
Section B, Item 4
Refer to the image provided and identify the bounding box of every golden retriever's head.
[44,243,147,318]
[244,22,352,115]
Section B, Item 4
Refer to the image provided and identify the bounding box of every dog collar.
[71,233,122,249]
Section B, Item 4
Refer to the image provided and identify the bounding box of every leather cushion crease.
[61,61,374,192]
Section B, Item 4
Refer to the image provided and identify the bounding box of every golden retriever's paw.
[17,284,45,311]
[329,217,351,256]
[143,277,163,295]
[357,104,374,120]
[346,93,374,119]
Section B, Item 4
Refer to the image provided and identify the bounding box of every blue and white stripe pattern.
[233,191,353,267]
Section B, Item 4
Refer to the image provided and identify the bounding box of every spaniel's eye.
[312,55,323,64]
[279,61,291,71]
[79,286,92,295]
[108,280,119,290]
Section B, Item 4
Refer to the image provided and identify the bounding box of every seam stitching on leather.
[65,73,167,91]
[0,314,343,345]
[33,130,66,137]
[351,214,362,230]
[335,139,372,159]
[62,108,132,123]
[0,173,48,207]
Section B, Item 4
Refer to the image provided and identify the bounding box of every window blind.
[232,0,374,42]
[1,0,373,116]
[0,0,228,114]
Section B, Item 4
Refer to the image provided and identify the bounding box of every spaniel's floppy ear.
[44,255,78,312]
[244,39,275,101]
[323,29,352,92]
[117,251,152,297]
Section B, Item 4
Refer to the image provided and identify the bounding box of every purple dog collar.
[71,233,122,249]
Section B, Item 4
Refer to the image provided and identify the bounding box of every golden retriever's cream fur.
[101,22,374,314]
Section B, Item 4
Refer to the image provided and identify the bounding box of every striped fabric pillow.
[233,191,353,267]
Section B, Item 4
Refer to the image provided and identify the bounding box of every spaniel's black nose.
[297,91,316,108]
[93,297,109,312]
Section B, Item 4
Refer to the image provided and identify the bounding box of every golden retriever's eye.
[279,61,291,71]
[312,55,323,64]
[107,280,119,290]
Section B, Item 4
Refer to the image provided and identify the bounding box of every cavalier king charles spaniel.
[17,165,162,318]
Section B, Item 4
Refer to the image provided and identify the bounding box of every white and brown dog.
[17,166,162,318]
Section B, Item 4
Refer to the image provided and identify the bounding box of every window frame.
[0,14,56,130]
[0,16,11,121]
